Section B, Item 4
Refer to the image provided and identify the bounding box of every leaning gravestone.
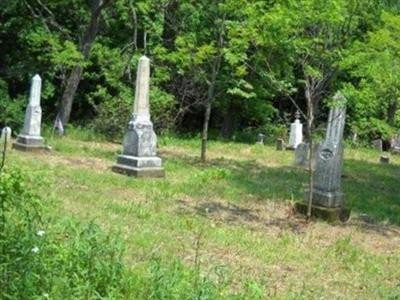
[0,127,12,150]
[297,92,350,222]
[287,111,303,150]
[13,75,46,151]
[112,56,164,177]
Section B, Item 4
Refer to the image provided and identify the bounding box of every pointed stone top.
[133,56,151,117]
[29,74,42,106]
[2,126,11,134]
[332,91,347,106]
[333,90,344,98]
[33,74,41,81]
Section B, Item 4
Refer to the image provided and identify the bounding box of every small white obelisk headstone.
[288,111,303,150]
[112,56,164,177]
[13,74,45,151]
[0,127,12,150]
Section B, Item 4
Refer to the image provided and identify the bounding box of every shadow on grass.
[167,153,400,226]
[47,141,400,226]
[343,159,400,225]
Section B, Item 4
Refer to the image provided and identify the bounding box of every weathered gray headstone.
[311,93,346,208]
[298,92,350,222]
[380,154,390,164]
[287,111,303,150]
[294,142,308,167]
[294,142,320,169]
[0,127,12,150]
[276,138,285,151]
[390,135,400,154]
[372,139,383,152]
[256,133,265,145]
[112,56,164,177]
[13,75,46,151]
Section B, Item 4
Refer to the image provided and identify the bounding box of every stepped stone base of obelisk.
[295,202,351,222]
[307,188,345,208]
[112,155,165,177]
[12,135,46,152]
[295,189,350,222]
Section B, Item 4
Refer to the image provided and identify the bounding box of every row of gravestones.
[259,109,396,166]
[372,137,400,154]
[3,56,165,178]
[3,56,349,221]
[372,138,400,164]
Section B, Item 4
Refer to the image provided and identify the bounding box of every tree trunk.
[200,24,224,162]
[58,66,83,125]
[220,101,235,139]
[201,60,219,162]
[58,0,111,126]
[305,78,315,219]
[201,100,212,162]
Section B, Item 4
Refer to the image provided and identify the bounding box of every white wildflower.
[31,246,39,253]
[36,230,45,237]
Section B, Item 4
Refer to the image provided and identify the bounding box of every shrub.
[89,86,176,141]
[0,79,25,131]
[89,87,132,141]
[0,168,132,299]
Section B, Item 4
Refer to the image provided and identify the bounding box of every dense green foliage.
[1,1,400,140]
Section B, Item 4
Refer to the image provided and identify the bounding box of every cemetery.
[1,1,400,299]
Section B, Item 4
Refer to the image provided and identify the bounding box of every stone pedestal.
[306,188,345,208]
[295,202,350,223]
[13,135,45,152]
[13,74,46,152]
[112,115,164,177]
[112,56,164,178]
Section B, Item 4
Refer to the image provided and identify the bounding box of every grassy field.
[6,133,400,299]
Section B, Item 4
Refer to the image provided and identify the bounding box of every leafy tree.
[343,11,400,139]
[58,0,113,126]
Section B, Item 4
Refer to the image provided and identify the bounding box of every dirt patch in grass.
[21,150,111,172]
[176,196,309,235]
[175,196,400,255]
